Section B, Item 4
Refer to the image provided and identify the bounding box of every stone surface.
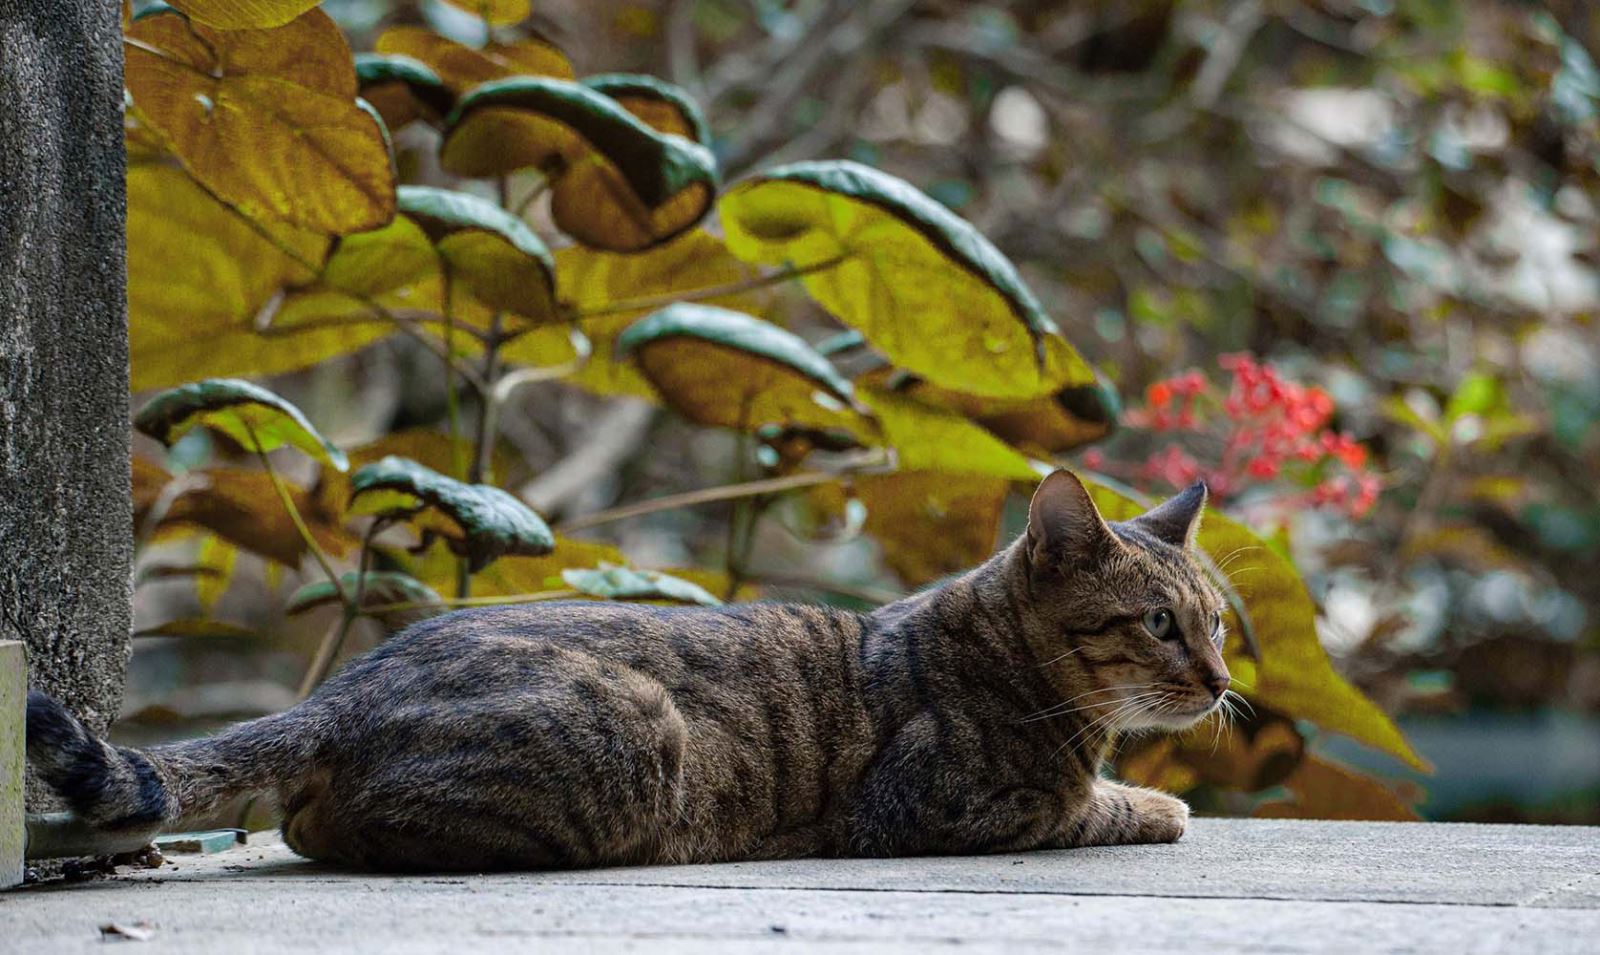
[1,642,22,889]
[0,2,132,752]
[2,819,1596,952]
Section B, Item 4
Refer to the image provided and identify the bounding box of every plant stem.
[470,313,505,485]
[365,589,580,614]
[512,174,550,218]
[296,614,354,699]
[562,255,849,323]
[248,439,348,607]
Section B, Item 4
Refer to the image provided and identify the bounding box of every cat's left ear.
[1131,481,1208,548]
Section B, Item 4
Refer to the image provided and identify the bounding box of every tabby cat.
[28,470,1230,872]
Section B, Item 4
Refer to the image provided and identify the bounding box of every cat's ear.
[1131,480,1208,548]
[1027,470,1118,569]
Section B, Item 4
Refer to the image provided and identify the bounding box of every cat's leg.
[283,647,688,871]
[1053,779,1189,848]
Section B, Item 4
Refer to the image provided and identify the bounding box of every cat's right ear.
[1026,470,1119,572]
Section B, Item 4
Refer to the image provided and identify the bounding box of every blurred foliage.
[119,0,1600,824]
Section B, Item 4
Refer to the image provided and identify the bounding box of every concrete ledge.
[1,641,22,890]
[4,818,1598,952]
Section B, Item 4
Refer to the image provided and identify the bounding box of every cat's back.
[334,599,871,713]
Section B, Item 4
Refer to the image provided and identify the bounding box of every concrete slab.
[1,819,1596,953]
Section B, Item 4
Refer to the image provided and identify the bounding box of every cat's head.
[1017,470,1231,732]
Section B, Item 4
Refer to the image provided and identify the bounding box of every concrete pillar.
[0,0,134,822]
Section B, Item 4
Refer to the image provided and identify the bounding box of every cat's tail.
[26,690,306,832]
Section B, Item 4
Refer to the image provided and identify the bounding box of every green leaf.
[135,379,348,471]
[441,76,719,252]
[582,73,710,144]
[560,565,722,606]
[617,303,876,439]
[286,571,443,628]
[396,185,558,321]
[1080,479,1427,771]
[718,160,1094,399]
[354,53,455,131]
[857,386,1042,480]
[350,456,554,572]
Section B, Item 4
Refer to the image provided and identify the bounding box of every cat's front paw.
[1130,788,1189,843]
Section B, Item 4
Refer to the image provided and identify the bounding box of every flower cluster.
[1084,354,1380,518]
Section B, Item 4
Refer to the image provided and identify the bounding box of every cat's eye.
[1143,609,1176,640]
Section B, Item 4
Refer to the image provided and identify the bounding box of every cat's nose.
[1204,672,1230,700]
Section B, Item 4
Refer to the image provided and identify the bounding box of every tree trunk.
[0,0,132,774]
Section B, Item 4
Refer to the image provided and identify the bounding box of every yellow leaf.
[194,535,238,611]
[858,386,1042,481]
[859,369,1119,457]
[1081,479,1427,770]
[374,25,573,93]
[1253,755,1421,821]
[857,472,1009,587]
[126,8,396,233]
[166,0,322,29]
[127,164,388,390]
[158,468,355,568]
[439,0,533,28]
[720,161,1094,399]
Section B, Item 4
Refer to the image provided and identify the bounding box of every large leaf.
[166,0,320,29]
[719,160,1094,399]
[126,8,395,233]
[582,74,710,144]
[617,304,875,439]
[862,369,1121,457]
[350,456,554,572]
[441,77,719,251]
[374,26,574,94]
[135,379,348,471]
[1081,479,1426,770]
[127,163,370,390]
[157,468,355,567]
[858,386,1042,480]
[354,53,454,131]
[501,230,763,399]
[561,565,722,606]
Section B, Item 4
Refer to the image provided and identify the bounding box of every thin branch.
[562,256,849,323]
[556,466,879,533]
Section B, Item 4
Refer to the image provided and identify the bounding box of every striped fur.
[28,471,1227,870]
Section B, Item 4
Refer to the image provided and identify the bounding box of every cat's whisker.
[1019,682,1161,723]
[1035,646,1088,668]
[1053,692,1167,757]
